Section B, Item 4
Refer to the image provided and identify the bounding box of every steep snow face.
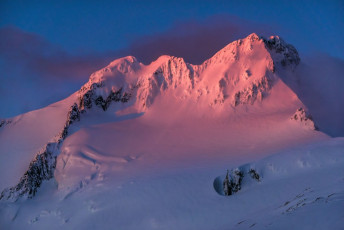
[136,56,195,108]
[196,33,276,107]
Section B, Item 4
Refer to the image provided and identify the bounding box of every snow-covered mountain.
[76,33,300,111]
[0,33,342,230]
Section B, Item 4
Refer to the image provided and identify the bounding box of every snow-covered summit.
[76,33,302,112]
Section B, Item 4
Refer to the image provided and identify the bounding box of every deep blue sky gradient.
[1,0,343,59]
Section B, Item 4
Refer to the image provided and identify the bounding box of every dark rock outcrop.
[223,169,244,196]
[249,169,261,181]
[291,108,318,130]
[215,167,261,196]
[0,142,58,201]
[0,103,78,201]
[263,36,300,67]
[60,103,80,140]
[0,119,12,128]
[78,83,131,112]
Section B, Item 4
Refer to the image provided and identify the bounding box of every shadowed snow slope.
[0,33,342,230]
[0,94,77,191]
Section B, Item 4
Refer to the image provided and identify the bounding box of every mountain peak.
[246,32,260,41]
[74,33,303,113]
[108,55,138,67]
[210,33,300,69]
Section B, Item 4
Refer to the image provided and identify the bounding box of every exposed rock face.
[222,168,249,196]
[214,167,261,196]
[0,119,12,128]
[249,169,261,181]
[291,108,318,130]
[60,103,81,140]
[78,83,132,112]
[223,170,231,196]
[0,142,58,201]
[263,35,300,67]
[0,104,74,201]
[224,169,244,195]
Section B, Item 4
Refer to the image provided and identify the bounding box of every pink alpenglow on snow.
[0,34,343,230]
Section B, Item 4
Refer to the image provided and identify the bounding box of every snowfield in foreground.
[1,137,343,230]
[0,33,343,229]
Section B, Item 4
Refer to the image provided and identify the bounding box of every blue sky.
[1,0,343,58]
[0,0,343,118]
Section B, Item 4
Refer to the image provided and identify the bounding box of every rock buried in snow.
[223,169,244,195]
[213,167,261,196]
